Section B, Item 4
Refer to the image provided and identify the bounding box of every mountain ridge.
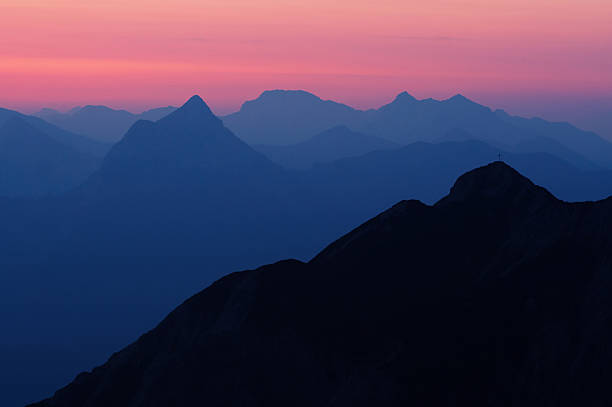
[29,162,612,407]
[34,104,177,143]
[221,90,612,168]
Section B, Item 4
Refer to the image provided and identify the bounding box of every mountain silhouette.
[30,162,612,406]
[35,104,177,143]
[0,108,111,158]
[0,117,100,196]
[4,96,612,407]
[54,95,290,259]
[304,139,612,208]
[222,90,363,145]
[222,90,612,168]
[253,125,399,169]
[96,95,278,184]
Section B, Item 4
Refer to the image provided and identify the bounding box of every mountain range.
[29,162,612,406]
[35,105,177,143]
[222,90,612,169]
[253,125,399,169]
[2,94,612,406]
[0,108,109,196]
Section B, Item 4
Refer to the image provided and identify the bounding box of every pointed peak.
[181,95,211,110]
[393,91,417,103]
[436,161,556,207]
[161,95,217,122]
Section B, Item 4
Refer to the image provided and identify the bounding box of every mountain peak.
[393,91,417,103]
[447,94,474,104]
[436,161,556,207]
[159,95,217,124]
[181,95,212,111]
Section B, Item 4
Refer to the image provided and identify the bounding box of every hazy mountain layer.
[0,118,100,196]
[254,125,399,169]
[35,105,177,143]
[0,108,111,158]
[222,90,612,169]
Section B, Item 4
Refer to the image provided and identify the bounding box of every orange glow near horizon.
[1,0,611,114]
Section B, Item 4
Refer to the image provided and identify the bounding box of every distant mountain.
[35,105,177,143]
[222,90,363,145]
[0,108,111,157]
[0,118,100,196]
[494,109,612,169]
[54,95,290,259]
[253,125,399,169]
[222,90,612,168]
[30,162,612,407]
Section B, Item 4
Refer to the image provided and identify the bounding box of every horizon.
[2,1,611,131]
[8,89,612,140]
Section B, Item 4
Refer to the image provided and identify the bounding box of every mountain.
[253,125,399,169]
[57,95,290,258]
[0,95,295,406]
[0,108,111,158]
[494,109,612,169]
[35,105,177,143]
[221,90,612,169]
[0,118,100,196]
[303,140,612,209]
[30,162,612,406]
[222,90,363,145]
[4,97,612,407]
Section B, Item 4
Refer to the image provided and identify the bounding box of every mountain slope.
[0,108,110,157]
[36,105,177,143]
[54,95,291,258]
[253,125,399,169]
[30,162,612,407]
[0,117,100,196]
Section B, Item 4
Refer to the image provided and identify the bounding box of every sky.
[1,0,611,122]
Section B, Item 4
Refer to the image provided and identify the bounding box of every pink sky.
[1,0,611,115]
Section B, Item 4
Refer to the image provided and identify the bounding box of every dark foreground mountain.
[30,162,612,407]
[254,125,399,169]
[0,118,100,196]
[223,90,612,169]
[35,105,177,143]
